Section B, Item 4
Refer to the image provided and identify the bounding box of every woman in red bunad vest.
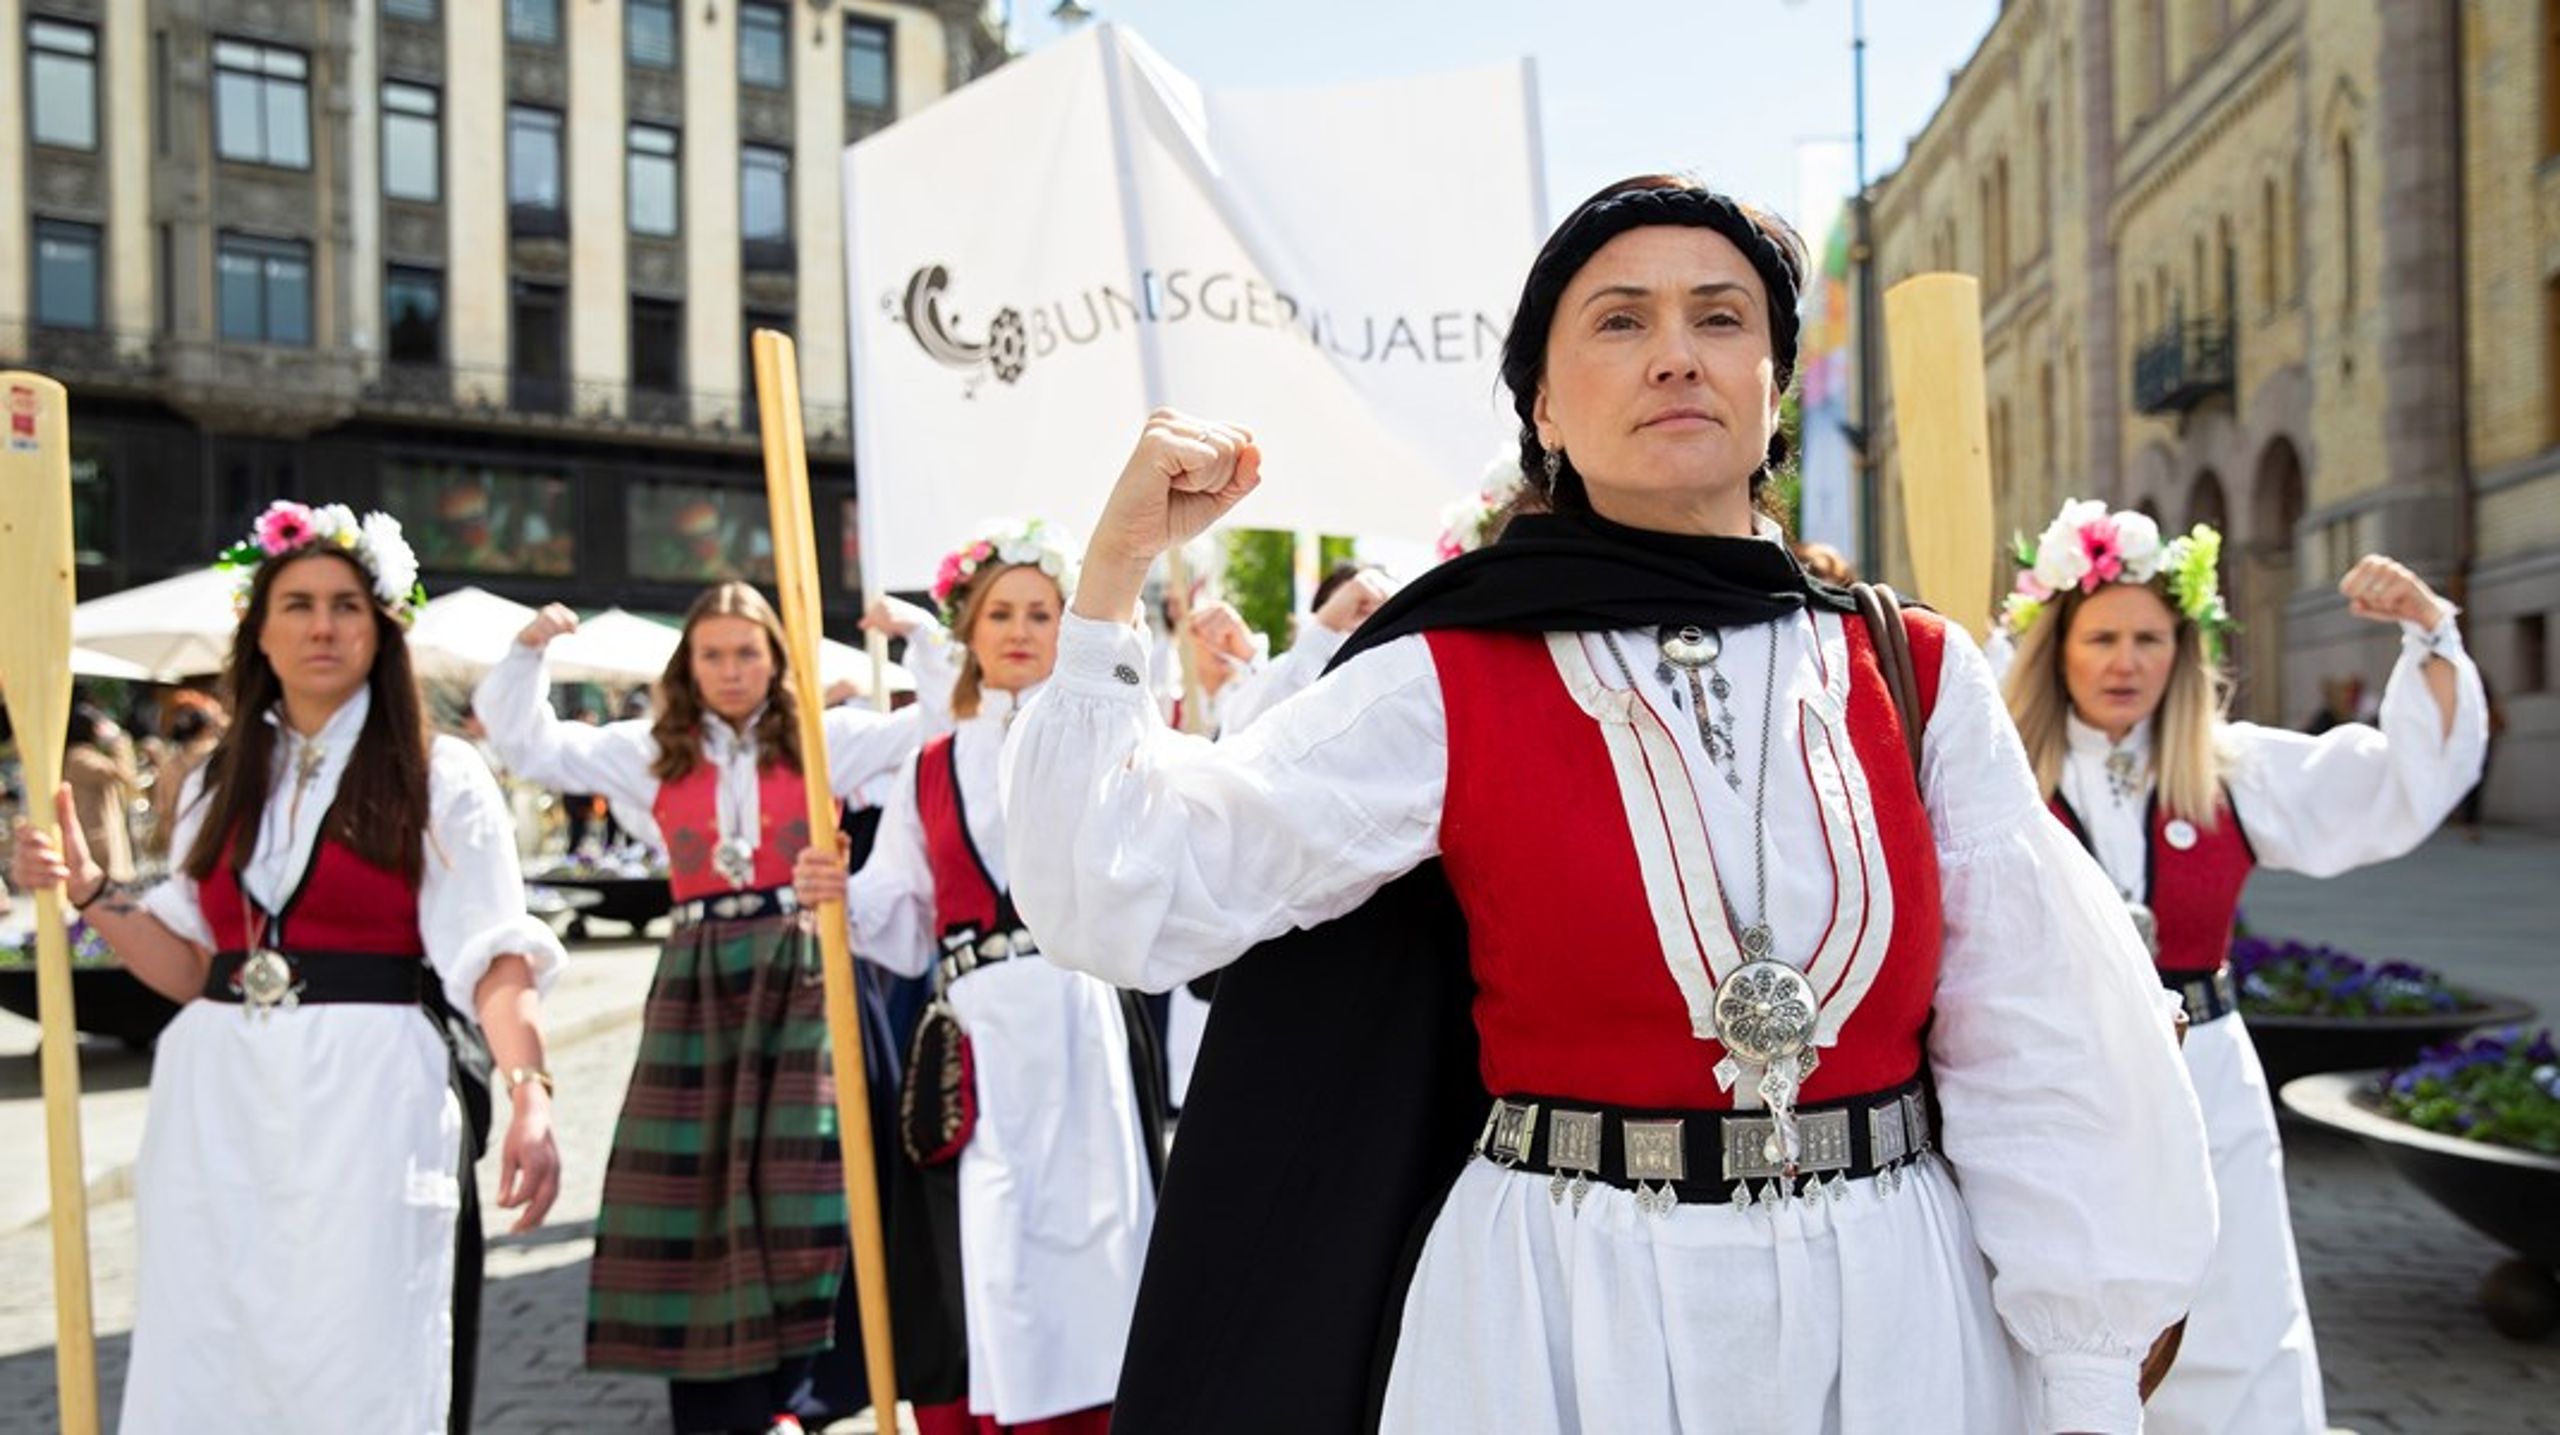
[11,502,565,1434]
[792,519,1163,1435]
[1001,176,2219,1435]
[1998,498,2487,1435]
[472,582,941,1435]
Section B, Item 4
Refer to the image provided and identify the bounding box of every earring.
[1541,447,1563,483]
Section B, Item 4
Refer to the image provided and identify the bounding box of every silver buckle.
[1868,1100,1909,1168]
[1480,1099,1539,1167]
[1722,1109,1854,1181]
[1623,1117,1686,1216]
[1545,1109,1603,1211]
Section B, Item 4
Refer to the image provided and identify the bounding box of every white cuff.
[438,917,568,1019]
[2036,1350,2142,1435]
[1054,613,1158,704]
[2402,607,2465,657]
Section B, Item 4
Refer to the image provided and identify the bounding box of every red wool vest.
[199,829,425,957]
[916,733,1011,940]
[651,748,812,901]
[2051,793,2256,976]
[1429,611,1946,1109]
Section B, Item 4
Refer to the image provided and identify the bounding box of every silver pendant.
[1658,625,1721,669]
[240,948,301,1017]
[1712,959,1818,1067]
[713,836,757,889]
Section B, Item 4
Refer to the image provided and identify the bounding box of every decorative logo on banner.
[895,263,1508,400]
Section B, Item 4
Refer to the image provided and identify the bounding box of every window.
[628,480,775,582]
[2545,0,2560,159]
[386,266,443,366]
[627,0,676,70]
[845,17,891,110]
[509,106,565,233]
[383,82,441,203]
[511,281,566,412]
[742,145,791,262]
[631,298,683,393]
[34,220,102,330]
[628,124,679,237]
[213,38,310,168]
[384,0,438,19]
[2336,137,2358,310]
[381,461,576,575]
[216,234,312,345]
[2520,613,2550,695]
[740,2,787,90]
[507,0,561,46]
[29,17,98,151]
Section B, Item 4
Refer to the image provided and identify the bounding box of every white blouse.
[143,687,566,1014]
[474,643,936,851]
[1215,620,1351,737]
[1002,608,2217,1431]
[2058,619,2488,897]
[852,686,1028,977]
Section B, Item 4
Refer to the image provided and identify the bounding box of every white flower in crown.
[2030,498,2105,593]
[359,511,421,609]
[2111,509,2165,583]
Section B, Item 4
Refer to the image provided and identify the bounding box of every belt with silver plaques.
[1474,1075,1936,1214]
[937,927,1038,988]
[2165,965,2239,1025]
[205,949,427,1008]
[672,885,801,928]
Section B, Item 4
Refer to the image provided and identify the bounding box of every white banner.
[844,25,1544,591]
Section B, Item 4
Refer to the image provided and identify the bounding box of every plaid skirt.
[586,912,849,1380]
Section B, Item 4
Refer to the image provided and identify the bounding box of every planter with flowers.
[0,916,183,1049]
[2281,1030,2560,1339]
[2232,935,2534,1089]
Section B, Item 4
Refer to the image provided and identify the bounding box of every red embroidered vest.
[2050,793,2255,976]
[651,747,811,902]
[199,828,425,957]
[1429,610,1946,1109]
[916,733,1012,940]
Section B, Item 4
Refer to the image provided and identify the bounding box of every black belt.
[936,926,1038,989]
[1476,1075,1936,1211]
[671,884,800,928]
[2165,966,2238,1025]
[205,950,429,1007]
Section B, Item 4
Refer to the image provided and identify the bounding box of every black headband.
[1527,185,1805,384]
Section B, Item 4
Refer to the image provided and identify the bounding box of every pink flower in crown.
[1435,532,1464,562]
[255,501,319,556]
[2014,569,2053,603]
[2075,516,2125,589]
[932,549,965,607]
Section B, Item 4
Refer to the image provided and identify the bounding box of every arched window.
[2259,176,2280,312]
[1996,154,2014,281]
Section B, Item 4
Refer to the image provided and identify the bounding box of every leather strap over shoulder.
[1851,582,1923,781]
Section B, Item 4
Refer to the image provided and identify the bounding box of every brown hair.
[182,548,433,886]
[2002,583,2230,826]
[948,563,1065,720]
[649,581,803,783]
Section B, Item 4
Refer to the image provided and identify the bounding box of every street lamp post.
[1848,0,1880,580]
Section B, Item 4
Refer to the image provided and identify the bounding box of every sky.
[1006,0,2004,251]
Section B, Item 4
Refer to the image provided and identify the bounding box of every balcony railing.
[2132,316,2235,415]
[363,361,852,454]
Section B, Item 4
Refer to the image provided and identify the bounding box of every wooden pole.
[0,371,100,1435]
[1880,274,1997,638]
[746,331,899,1418]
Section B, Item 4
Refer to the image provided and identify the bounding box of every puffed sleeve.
[2224,618,2487,876]
[1919,624,2217,1435]
[472,643,663,814]
[419,736,566,1014]
[1217,621,1351,737]
[822,703,927,802]
[847,754,936,980]
[138,768,216,950]
[900,618,962,725]
[999,612,1446,994]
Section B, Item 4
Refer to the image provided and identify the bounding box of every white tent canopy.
[70,647,155,681]
[408,586,538,682]
[70,566,238,678]
[545,608,681,687]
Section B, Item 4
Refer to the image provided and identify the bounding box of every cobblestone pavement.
[3,830,2557,1431]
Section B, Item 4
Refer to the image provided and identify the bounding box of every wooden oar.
[747,331,899,1418]
[1881,275,1997,638]
[0,371,100,1435]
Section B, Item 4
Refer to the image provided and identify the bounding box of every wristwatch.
[504,1067,556,1097]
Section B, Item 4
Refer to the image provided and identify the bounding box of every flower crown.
[215,500,427,624]
[2002,497,2232,658]
[1436,457,1528,561]
[929,518,1078,628]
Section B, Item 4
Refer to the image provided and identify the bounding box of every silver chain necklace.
[1602,625,1779,957]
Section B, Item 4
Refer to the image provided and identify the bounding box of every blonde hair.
[948,563,1064,720]
[2002,583,2230,826]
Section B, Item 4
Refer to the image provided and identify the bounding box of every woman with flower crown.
[1998,498,2487,1435]
[790,518,1162,1435]
[473,581,949,1435]
[9,501,566,1433]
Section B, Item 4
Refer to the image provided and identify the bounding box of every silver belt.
[672,885,801,927]
[2167,966,2238,1025]
[1473,1077,1936,1214]
[937,926,1038,987]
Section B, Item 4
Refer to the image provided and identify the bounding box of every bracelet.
[70,876,113,913]
[504,1067,555,1097]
